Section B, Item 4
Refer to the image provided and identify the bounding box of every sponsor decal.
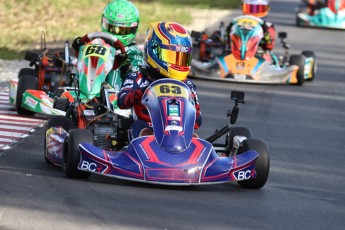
[140,80,150,88]
[80,161,106,172]
[24,97,38,108]
[116,13,125,19]
[168,104,179,116]
[234,74,246,80]
[124,79,134,85]
[165,125,183,132]
[176,46,191,53]
[236,62,245,70]
[83,110,95,116]
[122,85,132,89]
[168,115,181,121]
[233,169,256,181]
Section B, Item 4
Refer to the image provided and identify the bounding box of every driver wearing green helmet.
[72,0,144,90]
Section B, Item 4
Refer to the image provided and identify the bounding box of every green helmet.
[101,0,140,46]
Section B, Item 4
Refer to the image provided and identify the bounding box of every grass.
[0,0,240,60]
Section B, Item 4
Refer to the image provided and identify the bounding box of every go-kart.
[9,31,72,116]
[190,15,317,85]
[63,78,270,189]
[190,21,226,63]
[44,32,133,167]
[296,0,345,29]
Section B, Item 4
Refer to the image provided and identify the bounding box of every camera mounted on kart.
[205,91,246,143]
[228,91,245,124]
[278,32,287,39]
[278,31,290,50]
[231,91,245,103]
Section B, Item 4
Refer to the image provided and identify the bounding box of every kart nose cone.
[160,133,187,153]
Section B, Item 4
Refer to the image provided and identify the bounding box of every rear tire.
[237,139,270,189]
[301,51,316,81]
[225,127,253,156]
[289,55,305,86]
[16,75,38,115]
[295,4,307,27]
[63,129,93,179]
[18,68,35,79]
[44,116,72,164]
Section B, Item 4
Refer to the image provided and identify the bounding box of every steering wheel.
[80,32,126,69]
[81,32,126,54]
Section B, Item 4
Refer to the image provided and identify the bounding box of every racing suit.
[105,43,145,91]
[117,67,202,139]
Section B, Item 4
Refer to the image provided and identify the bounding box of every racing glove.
[72,37,83,52]
[263,32,272,45]
[116,53,131,74]
[125,89,143,106]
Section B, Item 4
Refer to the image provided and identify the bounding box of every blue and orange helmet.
[144,21,193,81]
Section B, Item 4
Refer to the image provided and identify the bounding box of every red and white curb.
[0,89,47,151]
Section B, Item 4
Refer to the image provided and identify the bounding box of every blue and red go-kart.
[48,78,270,188]
[296,0,345,29]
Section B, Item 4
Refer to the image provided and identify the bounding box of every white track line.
[0,105,14,109]
[0,131,30,138]
[0,90,46,151]
[0,125,36,132]
[0,114,46,122]
[0,111,20,115]
[0,138,15,143]
[0,120,45,126]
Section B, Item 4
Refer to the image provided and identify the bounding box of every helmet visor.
[242,4,269,15]
[105,24,138,35]
[157,44,192,66]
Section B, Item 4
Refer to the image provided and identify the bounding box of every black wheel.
[44,116,72,164]
[301,50,316,81]
[63,129,93,179]
[18,68,35,78]
[237,139,270,189]
[53,97,69,111]
[225,127,253,156]
[295,4,307,27]
[289,55,305,86]
[16,75,38,115]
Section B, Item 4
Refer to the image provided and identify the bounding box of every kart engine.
[90,87,131,150]
[53,87,132,150]
[88,107,129,151]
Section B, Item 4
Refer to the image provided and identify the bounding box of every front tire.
[225,127,253,156]
[16,75,38,115]
[289,54,305,86]
[63,129,93,179]
[18,68,35,79]
[44,116,72,164]
[237,139,270,189]
[301,51,316,81]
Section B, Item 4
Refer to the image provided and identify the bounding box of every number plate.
[234,74,246,80]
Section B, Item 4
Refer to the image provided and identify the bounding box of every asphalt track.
[1,0,345,229]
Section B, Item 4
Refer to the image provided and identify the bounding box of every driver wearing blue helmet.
[117,21,202,139]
